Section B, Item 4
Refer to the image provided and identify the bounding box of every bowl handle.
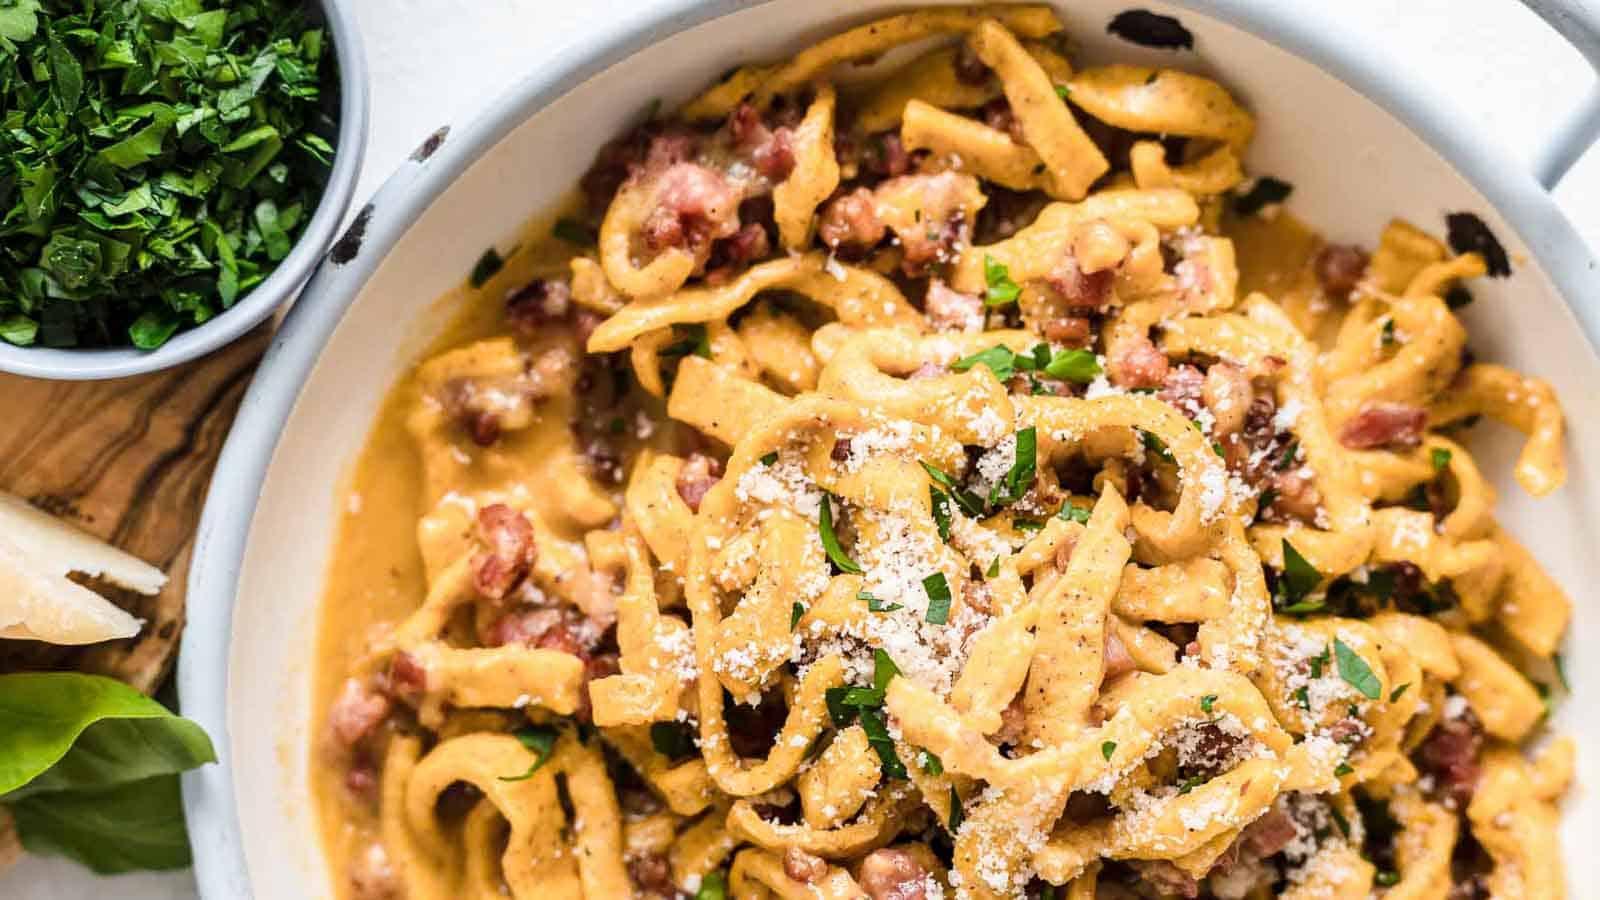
[1521,0,1600,188]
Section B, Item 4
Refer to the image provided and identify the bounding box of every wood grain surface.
[0,326,272,693]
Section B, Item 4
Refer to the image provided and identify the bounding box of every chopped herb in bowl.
[0,0,338,350]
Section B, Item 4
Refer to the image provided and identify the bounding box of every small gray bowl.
[0,0,369,381]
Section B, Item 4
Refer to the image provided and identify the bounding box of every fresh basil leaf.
[859,590,902,614]
[857,707,907,779]
[0,673,215,800]
[819,493,863,574]
[929,486,953,542]
[922,572,952,624]
[873,649,899,692]
[1333,638,1382,700]
[1058,502,1091,524]
[8,775,192,874]
[919,461,983,517]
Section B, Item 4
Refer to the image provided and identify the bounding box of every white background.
[6,0,1597,897]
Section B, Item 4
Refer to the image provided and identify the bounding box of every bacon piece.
[1241,807,1297,858]
[384,651,428,705]
[720,221,771,267]
[1045,253,1115,309]
[1313,244,1368,299]
[866,132,912,178]
[486,606,599,653]
[883,172,977,275]
[784,847,828,884]
[831,438,853,462]
[1103,630,1135,680]
[1158,364,1206,418]
[348,842,402,900]
[1108,337,1169,389]
[580,126,698,214]
[628,853,674,897]
[728,102,797,182]
[858,848,930,900]
[505,278,572,337]
[1417,706,1484,808]
[980,98,1025,143]
[1339,402,1428,449]
[924,279,984,333]
[344,762,380,805]
[818,186,886,251]
[640,163,741,259]
[1041,316,1092,347]
[1264,469,1322,523]
[675,451,724,513]
[329,678,391,747]
[472,504,537,600]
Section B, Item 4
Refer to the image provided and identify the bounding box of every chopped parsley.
[695,871,727,900]
[858,706,908,778]
[951,343,1102,385]
[921,752,944,776]
[759,451,779,466]
[552,217,597,246]
[649,721,696,761]
[1333,637,1382,700]
[983,254,1021,306]
[1293,685,1311,711]
[952,345,1020,381]
[1275,440,1300,471]
[1177,774,1206,794]
[1375,871,1400,887]
[1430,447,1452,472]
[947,785,964,831]
[818,493,862,574]
[989,427,1038,506]
[922,572,952,624]
[1101,740,1116,761]
[1058,502,1092,524]
[1389,682,1411,703]
[1054,84,1071,100]
[1380,317,1397,347]
[929,486,953,541]
[790,602,804,630]
[1309,645,1330,679]
[1199,694,1217,714]
[0,0,338,349]
[1334,762,1354,777]
[1274,539,1324,613]
[1012,517,1045,532]
[498,725,559,781]
[659,323,713,360]
[859,590,902,613]
[986,557,1001,578]
[1139,429,1175,464]
[920,461,984,517]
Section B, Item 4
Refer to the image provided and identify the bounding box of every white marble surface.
[5,0,1596,897]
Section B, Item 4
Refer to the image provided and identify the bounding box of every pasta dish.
[313,7,1574,899]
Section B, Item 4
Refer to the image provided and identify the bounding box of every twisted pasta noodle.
[1429,362,1566,496]
[773,85,839,250]
[1066,66,1256,151]
[853,39,1073,134]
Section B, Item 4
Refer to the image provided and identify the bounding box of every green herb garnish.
[952,345,1019,380]
[930,486,953,541]
[947,785,964,831]
[1200,694,1217,714]
[1334,762,1354,777]
[858,706,908,778]
[649,722,696,761]
[659,323,713,359]
[986,557,1001,578]
[859,590,902,613]
[1045,348,1101,383]
[1140,429,1175,464]
[983,254,1020,306]
[1275,440,1300,471]
[499,725,559,781]
[1101,740,1116,761]
[1275,539,1323,613]
[1380,317,1397,347]
[552,217,597,246]
[923,572,952,624]
[922,751,944,775]
[790,602,804,630]
[989,427,1037,507]
[1389,682,1411,702]
[819,493,863,574]
[760,451,779,466]
[1430,447,1452,472]
[0,0,337,349]
[1177,775,1206,794]
[1058,502,1092,524]
[695,871,727,900]
[920,461,984,517]
[1012,517,1044,532]
[1375,871,1400,887]
[1333,637,1382,700]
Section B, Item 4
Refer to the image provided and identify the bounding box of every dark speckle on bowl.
[1107,10,1194,50]
[411,125,451,162]
[330,203,374,265]
[1445,212,1511,278]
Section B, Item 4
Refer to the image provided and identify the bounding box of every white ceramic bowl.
[181,1,1600,896]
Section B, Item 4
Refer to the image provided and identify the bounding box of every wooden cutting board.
[0,326,272,693]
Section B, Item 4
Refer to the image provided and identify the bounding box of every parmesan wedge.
[0,492,161,645]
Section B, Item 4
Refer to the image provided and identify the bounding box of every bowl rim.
[178,0,1600,895]
[0,0,371,382]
